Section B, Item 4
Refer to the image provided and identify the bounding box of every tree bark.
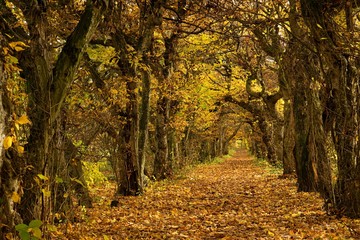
[138,69,151,190]
[154,97,170,179]
[0,35,22,237]
[117,79,140,196]
[112,0,166,194]
[17,0,108,222]
[281,99,295,174]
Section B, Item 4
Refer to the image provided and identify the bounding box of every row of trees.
[0,0,249,237]
[216,0,360,217]
[1,0,360,237]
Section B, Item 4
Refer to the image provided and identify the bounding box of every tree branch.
[50,0,108,122]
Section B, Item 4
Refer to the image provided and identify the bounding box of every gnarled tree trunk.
[17,0,108,223]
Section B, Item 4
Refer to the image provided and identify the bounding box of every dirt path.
[58,149,360,239]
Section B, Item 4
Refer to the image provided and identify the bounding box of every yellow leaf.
[46,224,57,232]
[11,192,20,203]
[16,115,31,125]
[5,233,13,239]
[267,231,275,237]
[17,145,24,154]
[14,46,25,51]
[41,189,51,197]
[37,174,49,181]
[9,41,29,52]
[3,136,13,150]
[3,47,9,55]
[110,88,118,94]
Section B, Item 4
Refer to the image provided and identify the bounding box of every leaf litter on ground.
[54,149,360,239]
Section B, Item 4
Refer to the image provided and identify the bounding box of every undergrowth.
[254,157,283,175]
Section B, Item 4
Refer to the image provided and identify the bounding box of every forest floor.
[55,149,360,239]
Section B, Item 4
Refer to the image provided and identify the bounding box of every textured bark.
[332,57,360,216]
[17,0,108,222]
[281,100,295,174]
[152,0,186,179]
[258,118,277,165]
[0,36,21,237]
[286,0,348,209]
[49,117,72,219]
[292,63,314,192]
[110,19,140,195]
[112,0,166,194]
[17,1,52,221]
[138,68,151,190]
[277,0,301,176]
[199,140,211,162]
[117,79,140,196]
[0,48,6,236]
[65,136,93,208]
[154,97,170,179]
[284,44,332,196]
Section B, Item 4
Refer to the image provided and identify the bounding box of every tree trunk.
[65,137,93,208]
[17,0,108,222]
[167,131,176,172]
[300,0,360,216]
[49,117,72,221]
[152,0,185,179]
[282,100,296,174]
[199,140,211,162]
[222,123,241,156]
[290,50,332,196]
[117,79,140,196]
[138,69,151,190]
[332,57,360,217]
[113,0,165,194]
[292,69,315,192]
[257,117,277,165]
[0,37,22,237]
[154,97,170,179]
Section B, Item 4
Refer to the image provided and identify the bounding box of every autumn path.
[58,149,360,239]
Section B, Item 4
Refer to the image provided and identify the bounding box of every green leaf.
[29,220,42,228]
[70,177,85,187]
[19,230,30,240]
[55,176,64,183]
[8,56,19,64]
[37,174,49,181]
[15,224,28,231]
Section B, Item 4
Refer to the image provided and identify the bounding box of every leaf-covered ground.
[55,150,360,239]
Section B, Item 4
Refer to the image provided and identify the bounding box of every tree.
[94,0,167,195]
[0,31,15,238]
[1,0,108,224]
[299,0,360,217]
